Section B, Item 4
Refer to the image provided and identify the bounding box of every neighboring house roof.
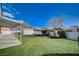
[67,26,79,32]
[72,25,79,27]
[69,26,79,30]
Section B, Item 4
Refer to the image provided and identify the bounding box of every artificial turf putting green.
[0,35,79,56]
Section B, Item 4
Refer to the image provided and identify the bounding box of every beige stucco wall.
[1,27,12,35]
[23,29,33,35]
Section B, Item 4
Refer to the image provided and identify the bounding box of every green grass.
[0,35,79,56]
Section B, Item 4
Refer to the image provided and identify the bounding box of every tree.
[48,16,64,29]
[48,16,64,38]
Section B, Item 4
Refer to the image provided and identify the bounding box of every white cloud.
[3,12,14,18]
[2,5,11,12]
[2,5,20,15]
[13,8,20,14]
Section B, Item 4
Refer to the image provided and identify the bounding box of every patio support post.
[0,26,1,34]
[19,24,22,43]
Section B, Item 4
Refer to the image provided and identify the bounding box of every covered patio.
[0,16,24,49]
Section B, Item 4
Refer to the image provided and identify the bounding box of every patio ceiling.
[0,16,24,28]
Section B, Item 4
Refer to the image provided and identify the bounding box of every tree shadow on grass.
[43,53,79,56]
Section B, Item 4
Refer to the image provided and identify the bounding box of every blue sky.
[2,3,79,28]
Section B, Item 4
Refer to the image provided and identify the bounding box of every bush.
[58,30,66,38]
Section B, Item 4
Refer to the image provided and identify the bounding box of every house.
[0,4,28,49]
[0,16,25,35]
[22,26,33,35]
[68,26,79,32]
[33,28,50,36]
[33,28,43,35]
[1,27,12,35]
[0,16,25,49]
[66,26,79,40]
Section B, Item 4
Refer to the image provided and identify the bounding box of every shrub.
[58,30,66,38]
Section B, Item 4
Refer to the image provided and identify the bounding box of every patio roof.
[0,16,24,28]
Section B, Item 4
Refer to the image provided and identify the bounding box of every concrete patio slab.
[0,34,22,49]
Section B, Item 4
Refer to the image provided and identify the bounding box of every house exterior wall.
[23,29,33,35]
[69,26,79,32]
[49,31,54,37]
[66,26,79,40]
[33,30,43,35]
[66,32,79,40]
[1,27,12,35]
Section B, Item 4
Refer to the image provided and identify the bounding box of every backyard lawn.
[0,35,79,56]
